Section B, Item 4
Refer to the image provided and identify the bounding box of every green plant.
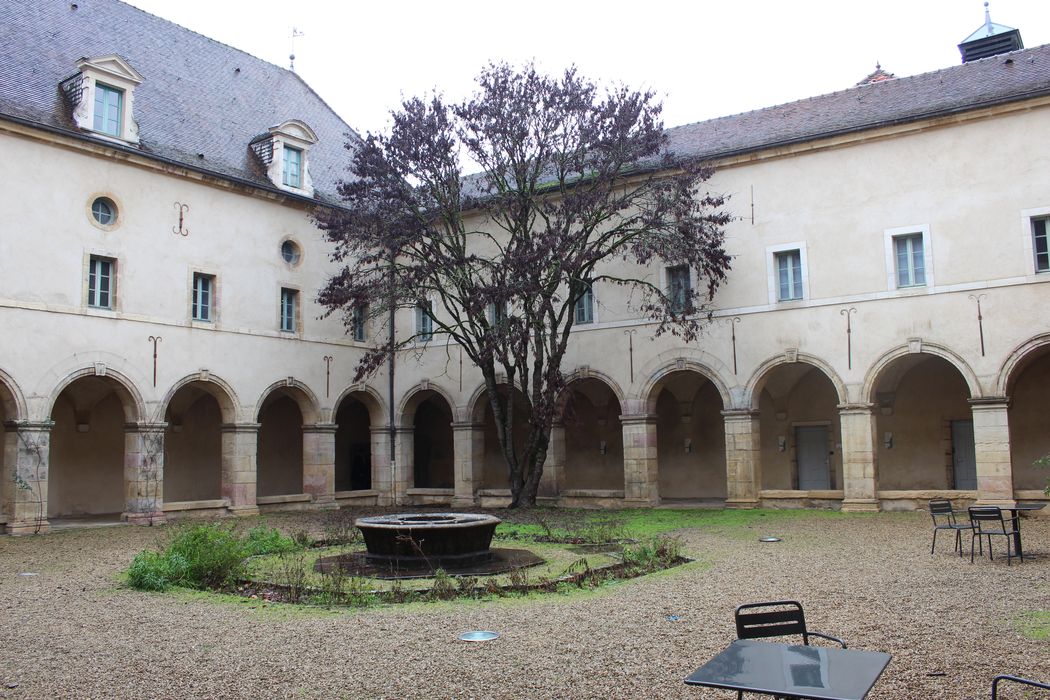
[243,525,298,556]
[620,535,683,574]
[429,568,456,601]
[1034,454,1050,495]
[127,550,182,591]
[278,551,308,603]
[507,565,530,595]
[166,523,247,588]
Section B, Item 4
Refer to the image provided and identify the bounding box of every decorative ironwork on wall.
[172,202,189,236]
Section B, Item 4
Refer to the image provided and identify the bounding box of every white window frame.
[352,305,367,342]
[664,264,692,314]
[93,82,124,137]
[1021,206,1050,274]
[87,255,116,310]
[192,272,215,323]
[573,282,595,324]
[69,56,144,144]
[884,225,933,291]
[279,287,300,333]
[282,146,303,188]
[487,301,507,327]
[766,242,809,304]
[416,300,434,342]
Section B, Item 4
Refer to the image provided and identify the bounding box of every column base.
[451,496,477,509]
[227,505,261,518]
[974,498,1017,508]
[309,498,339,511]
[724,498,759,510]
[6,519,50,536]
[840,499,880,513]
[123,511,167,526]
[623,496,661,508]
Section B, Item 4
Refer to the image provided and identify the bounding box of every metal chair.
[969,506,1023,565]
[991,674,1050,698]
[929,498,975,556]
[734,601,847,700]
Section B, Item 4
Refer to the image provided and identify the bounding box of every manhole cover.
[458,631,499,642]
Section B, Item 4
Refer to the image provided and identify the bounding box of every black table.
[685,640,891,700]
[1002,503,1046,559]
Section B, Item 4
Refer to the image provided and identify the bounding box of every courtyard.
[0,509,1046,699]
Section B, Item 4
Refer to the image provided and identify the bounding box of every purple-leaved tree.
[316,63,731,508]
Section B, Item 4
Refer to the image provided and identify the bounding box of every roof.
[665,43,1050,164]
[0,0,361,204]
[963,20,1018,43]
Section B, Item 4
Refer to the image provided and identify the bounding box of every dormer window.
[249,120,318,196]
[61,55,143,144]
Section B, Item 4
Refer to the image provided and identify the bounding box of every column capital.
[451,421,484,431]
[618,413,658,425]
[721,409,759,419]
[837,402,876,415]
[124,421,168,433]
[968,396,1010,409]
[4,420,55,433]
[369,425,395,435]
[221,422,262,434]
[302,422,338,434]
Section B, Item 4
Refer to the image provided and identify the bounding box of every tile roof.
[0,0,361,204]
[665,43,1050,164]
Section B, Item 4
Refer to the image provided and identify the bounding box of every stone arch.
[333,384,387,426]
[397,382,459,428]
[0,368,28,422]
[160,372,239,424]
[745,352,847,411]
[641,358,732,412]
[254,379,321,424]
[996,333,1050,396]
[559,374,625,491]
[48,365,144,423]
[863,342,980,403]
[467,381,534,490]
[558,370,625,419]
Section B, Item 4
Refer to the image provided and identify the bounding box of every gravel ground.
[0,511,1047,700]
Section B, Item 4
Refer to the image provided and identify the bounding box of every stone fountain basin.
[355,513,501,566]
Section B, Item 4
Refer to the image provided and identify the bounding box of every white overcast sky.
[128,0,1050,137]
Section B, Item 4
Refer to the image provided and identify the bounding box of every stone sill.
[335,490,379,499]
[760,490,845,499]
[561,489,625,499]
[405,488,454,496]
[257,493,311,505]
[477,489,511,497]
[162,499,229,512]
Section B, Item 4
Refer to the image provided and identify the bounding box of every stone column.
[723,410,760,509]
[451,421,484,508]
[302,423,337,508]
[621,414,659,506]
[394,427,415,505]
[370,426,394,505]
[538,422,565,500]
[123,422,167,525]
[970,398,1014,506]
[3,421,53,535]
[838,404,880,512]
[221,423,260,516]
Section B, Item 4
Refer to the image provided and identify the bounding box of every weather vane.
[289,27,304,71]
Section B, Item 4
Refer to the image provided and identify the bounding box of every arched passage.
[871,354,974,490]
[472,385,533,490]
[48,375,138,518]
[407,390,454,489]
[256,388,310,498]
[335,390,383,492]
[0,373,22,526]
[1004,343,1050,492]
[163,381,233,503]
[649,370,726,500]
[561,377,624,491]
[752,362,842,491]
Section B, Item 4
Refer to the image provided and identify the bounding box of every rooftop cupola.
[958,2,1023,63]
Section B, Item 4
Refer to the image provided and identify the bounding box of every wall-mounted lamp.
[777,435,786,452]
[883,432,893,449]
[599,440,607,455]
[684,438,692,454]
[76,423,90,433]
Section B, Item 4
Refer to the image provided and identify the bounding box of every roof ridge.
[666,42,1049,133]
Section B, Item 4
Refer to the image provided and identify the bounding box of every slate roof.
[0,0,361,204]
[665,43,1050,164]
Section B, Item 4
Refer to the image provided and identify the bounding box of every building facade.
[1,1,1048,534]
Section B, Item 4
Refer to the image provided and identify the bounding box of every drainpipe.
[387,247,397,507]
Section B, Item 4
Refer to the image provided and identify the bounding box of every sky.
[126,0,1050,137]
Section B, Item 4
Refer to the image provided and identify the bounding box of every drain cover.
[758,537,782,543]
[459,631,499,642]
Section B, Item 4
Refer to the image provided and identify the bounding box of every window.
[280,240,301,266]
[283,146,303,188]
[352,305,366,342]
[894,233,926,287]
[1033,216,1049,273]
[87,256,114,309]
[280,288,298,332]
[574,282,594,324]
[93,83,123,137]
[192,273,214,322]
[416,301,433,341]
[667,265,691,314]
[776,250,804,301]
[91,197,117,226]
[487,302,507,326]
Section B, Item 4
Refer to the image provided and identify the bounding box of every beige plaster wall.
[164,394,221,502]
[563,382,624,490]
[49,391,124,516]
[1008,354,1050,490]
[257,396,304,497]
[876,358,971,490]
[655,382,726,498]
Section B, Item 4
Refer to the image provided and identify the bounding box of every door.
[796,426,830,490]
[951,420,977,490]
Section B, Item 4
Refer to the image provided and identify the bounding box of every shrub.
[127,550,176,591]
[243,525,298,556]
[166,524,247,589]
